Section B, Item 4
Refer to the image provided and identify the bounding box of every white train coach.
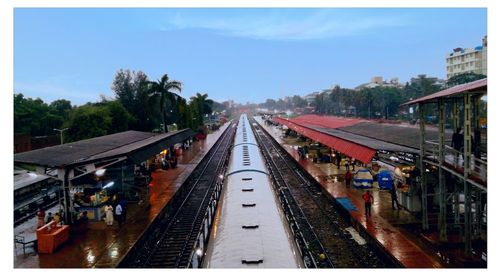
[203,114,303,268]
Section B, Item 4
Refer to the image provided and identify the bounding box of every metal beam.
[418,103,428,230]
[438,99,447,241]
[463,94,472,255]
[453,99,461,225]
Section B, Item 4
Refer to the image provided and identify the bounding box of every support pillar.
[438,99,447,241]
[463,94,472,255]
[452,100,460,225]
[418,103,428,230]
[63,168,74,225]
[473,96,481,157]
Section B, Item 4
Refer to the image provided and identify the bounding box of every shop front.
[371,150,422,212]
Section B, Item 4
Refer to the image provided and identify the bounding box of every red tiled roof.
[292,114,366,129]
[274,117,376,164]
[402,78,487,106]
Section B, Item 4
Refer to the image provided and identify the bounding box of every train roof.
[207,172,301,267]
[14,170,52,191]
[205,114,301,267]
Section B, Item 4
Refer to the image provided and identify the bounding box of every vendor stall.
[72,187,111,221]
[396,166,421,212]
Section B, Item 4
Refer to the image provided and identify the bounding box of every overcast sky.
[14,8,487,105]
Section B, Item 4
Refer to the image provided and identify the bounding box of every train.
[14,168,61,225]
[203,114,303,268]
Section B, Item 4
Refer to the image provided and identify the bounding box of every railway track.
[119,122,236,268]
[251,117,395,268]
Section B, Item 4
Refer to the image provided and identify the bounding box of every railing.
[423,140,487,184]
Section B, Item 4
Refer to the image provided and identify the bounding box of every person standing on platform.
[345,170,352,188]
[362,190,374,217]
[390,185,401,210]
[344,158,350,171]
[451,127,463,166]
[119,198,127,223]
[336,152,342,169]
[105,204,114,226]
[45,212,53,224]
[53,212,61,226]
[351,158,356,171]
[36,208,45,228]
[115,203,123,227]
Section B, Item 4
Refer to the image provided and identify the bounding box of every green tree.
[105,101,134,133]
[291,95,307,108]
[189,93,214,129]
[149,74,182,133]
[14,94,67,136]
[64,105,112,141]
[446,72,486,87]
[112,69,135,113]
[111,69,160,131]
[49,99,73,119]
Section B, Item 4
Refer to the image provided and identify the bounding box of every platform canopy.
[274,117,376,164]
[278,115,450,152]
[14,129,195,169]
[402,78,487,106]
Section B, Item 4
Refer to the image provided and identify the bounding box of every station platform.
[257,118,448,268]
[14,123,229,268]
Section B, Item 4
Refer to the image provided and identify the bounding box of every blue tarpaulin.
[377,170,394,190]
[336,197,358,212]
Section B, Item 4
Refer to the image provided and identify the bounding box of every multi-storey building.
[354,76,403,90]
[446,36,487,79]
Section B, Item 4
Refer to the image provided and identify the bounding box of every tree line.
[14,69,220,142]
[258,72,486,121]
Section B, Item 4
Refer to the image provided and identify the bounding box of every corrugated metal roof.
[339,122,452,150]
[14,129,195,167]
[312,127,419,154]
[402,78,487,106]
[274,117,376,164]
[287,115,452,151]
[291,114,365,129]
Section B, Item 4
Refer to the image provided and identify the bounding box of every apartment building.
[446,36,487,79]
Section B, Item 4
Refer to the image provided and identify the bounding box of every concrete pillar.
[463,94,472,255]
[418,103,428,230]
[438,99,447,241]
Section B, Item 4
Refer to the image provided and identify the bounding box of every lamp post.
[54,128,68,145]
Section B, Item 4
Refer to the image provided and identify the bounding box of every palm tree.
[149,74,182,133]
[196,93,214,115]
[190,93,214,127]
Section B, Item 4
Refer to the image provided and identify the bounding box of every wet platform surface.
[257,118,444,268]
[14,124,229,268]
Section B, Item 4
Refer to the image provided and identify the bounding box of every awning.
[273,117,376,164]
[401,78,487,106]
[14,129,195,168]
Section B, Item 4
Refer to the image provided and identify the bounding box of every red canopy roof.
[274,117,376,164]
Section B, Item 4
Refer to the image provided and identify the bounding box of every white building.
[354,76,403,90]
[446,36,487,79]
[303,91,321,104]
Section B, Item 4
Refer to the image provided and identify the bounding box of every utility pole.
[54,128,68,145]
